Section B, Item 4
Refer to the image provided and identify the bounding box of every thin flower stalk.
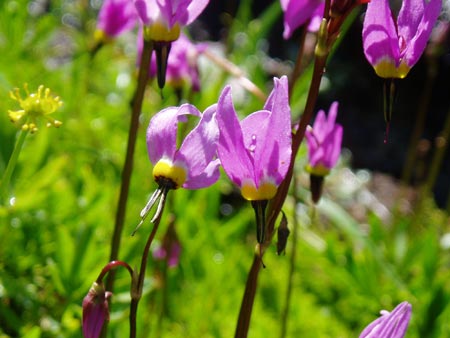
[235,1,335,336]
[104,38,153,301]
[0,129,28,202]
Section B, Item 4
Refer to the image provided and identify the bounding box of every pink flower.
[305,101,343,176]
[359,302,412,338]
[136,103,220,229]
[134,0,209,41]
[216,76,292,202]
[362,0,442,78]
[95,0,138,41]
[147,103,220,190]
[280,0,325,39]
[82,282,112,338]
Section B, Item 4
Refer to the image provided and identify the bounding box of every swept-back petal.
[97,0,138,38]
[146,104,200,164]
[254,76,292,186]
[177,104,219,186]
[282,0,324,39]
[400,0,442,67]
[311,110,328,143]
[362,0,399,68]
[135,0,158,25]
[216,86,254,187]
[185,0,210,25]
[240,110,270,162]
[183,158,221,189]
[359,302,412,338]
[323,124,343,168]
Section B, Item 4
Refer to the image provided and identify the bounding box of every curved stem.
[105,39,153,294]
[96,260,134,284]
[0,129,28,202]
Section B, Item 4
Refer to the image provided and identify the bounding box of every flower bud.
[82,282,112,338]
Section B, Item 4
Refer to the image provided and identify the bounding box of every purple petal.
[399,0,442,67]
[183,158,221,189]
[362,0,400,67]
[153,0,209,27]
[323,124,343,167]
[146,104,200,164]
[184,0,210,25]
[240,110,270,161]
[216,86,254,187]
[177,104,220,188]
[254,76,292,186]
[359,302,412,338]
[282,0,324,39]
[306,102,343,170]
[134,0,156,25]
[97,0,138,37]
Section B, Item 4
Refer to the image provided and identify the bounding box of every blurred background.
[0,0,449,337]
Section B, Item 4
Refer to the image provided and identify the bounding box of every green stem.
[105,39,153,293]
[279,175,299,338]
[0,128,28,202]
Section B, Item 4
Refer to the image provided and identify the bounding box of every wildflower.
[305,101,343,203]
[216,76,292,246]
[134,0,210,88]
[359,301,412,338]
[8,84,63,133]
[135,103,220,232]
[82,282,112,338]
[280,0,324,38]
[95,0,138,43]
[362,0,442,79]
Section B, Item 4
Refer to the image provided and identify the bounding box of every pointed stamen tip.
[131,220,144,236]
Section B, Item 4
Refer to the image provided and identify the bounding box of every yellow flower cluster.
[8,84,63,133]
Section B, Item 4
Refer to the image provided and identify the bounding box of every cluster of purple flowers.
[82,0,444,336]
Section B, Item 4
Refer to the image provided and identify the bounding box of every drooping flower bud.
[82,282,112,338]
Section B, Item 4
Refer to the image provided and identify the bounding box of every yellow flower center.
[152,159,187,189]
[144,22,180,42]
[305,164,330,177]
[374,58,411,79]
[241,180,278,201]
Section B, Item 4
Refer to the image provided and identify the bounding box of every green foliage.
[0,1,449,337]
